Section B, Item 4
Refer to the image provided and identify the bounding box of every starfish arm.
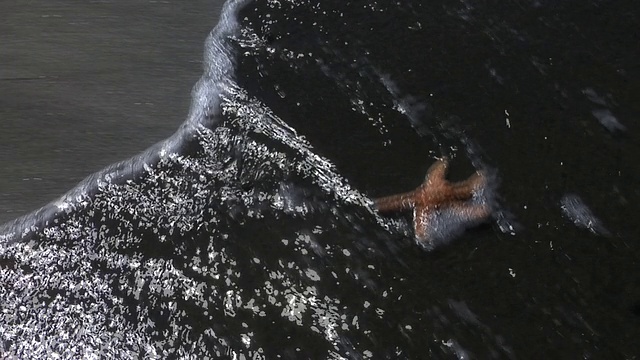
[458,171,487,191]
[449,172,486,200]
[467,204,492,223]
[447,202,493,224]
[413,207,430,240]
[425,157,449,183]
[374,191,416,212]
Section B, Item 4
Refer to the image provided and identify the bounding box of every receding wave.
[0,0,525,358]
[0,0,407,358]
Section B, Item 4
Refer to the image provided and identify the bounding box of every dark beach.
[1,0,638,358]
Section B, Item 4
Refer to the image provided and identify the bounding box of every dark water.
[1,0,639,358]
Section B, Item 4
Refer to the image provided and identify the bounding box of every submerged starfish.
[374,158,492,247]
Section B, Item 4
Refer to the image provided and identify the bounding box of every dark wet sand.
[0,0,223,224]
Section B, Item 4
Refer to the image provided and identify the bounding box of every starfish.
[374,158,492,247]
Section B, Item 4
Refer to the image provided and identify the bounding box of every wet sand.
[0,0,223,224]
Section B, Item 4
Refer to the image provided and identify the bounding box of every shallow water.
[1,0,639,358]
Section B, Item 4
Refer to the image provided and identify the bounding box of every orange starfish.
[374,158,492,247]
